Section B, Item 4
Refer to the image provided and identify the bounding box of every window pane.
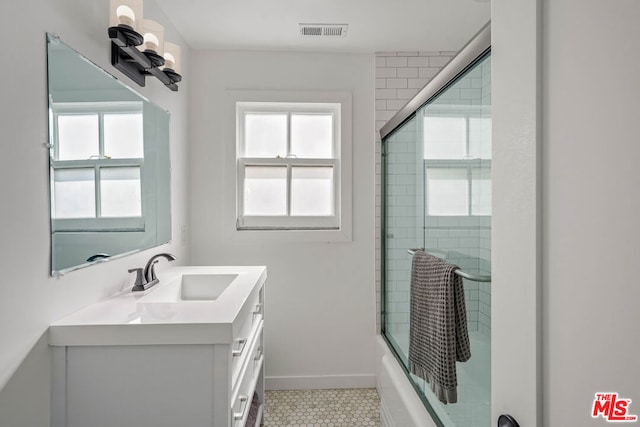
[424,116,466,159]
[469,117,492,159]
[104,113,144,159]
[426,168,468,215]
[245,114,287,157]
[244,166,287,215]
[100,167,142,217]
[57,115,99,160]
[291,114,333,158]
[53,169,96,218]
[472,167,491,215]
[291,167,334,216]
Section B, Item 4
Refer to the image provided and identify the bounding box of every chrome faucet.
[129,253,176,292]
[144,253,177,284]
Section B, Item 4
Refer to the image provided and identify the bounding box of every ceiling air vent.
[299,24,349,37]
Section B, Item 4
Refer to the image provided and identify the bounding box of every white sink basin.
[138,272,240,303]
[180,273,238,300]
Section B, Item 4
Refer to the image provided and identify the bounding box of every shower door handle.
[498,414,520,427]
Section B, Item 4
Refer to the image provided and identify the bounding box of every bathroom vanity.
[49,266,266,427]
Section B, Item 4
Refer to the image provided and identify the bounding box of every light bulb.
[109,0,143,29]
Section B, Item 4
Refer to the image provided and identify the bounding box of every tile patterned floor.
[264,388,382,427]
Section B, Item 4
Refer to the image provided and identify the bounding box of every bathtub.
[376,332,491,427]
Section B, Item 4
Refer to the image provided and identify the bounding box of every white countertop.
[49,266,266,347]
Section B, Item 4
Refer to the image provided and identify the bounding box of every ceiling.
[155,0,491,53]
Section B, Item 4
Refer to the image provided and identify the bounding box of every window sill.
[229,226,351,243]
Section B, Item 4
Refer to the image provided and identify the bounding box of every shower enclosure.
[380,25,491,427]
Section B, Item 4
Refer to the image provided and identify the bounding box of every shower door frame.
[379,24,491,140]
[381,9,542,425]
[380,23,492,427]
[381,119,443,426]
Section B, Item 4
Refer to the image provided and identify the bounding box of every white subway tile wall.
[478,57,492,336]
[376,51,492,337]
[376,51,455,333]
[383,119,419,337]
[422,57,492,335]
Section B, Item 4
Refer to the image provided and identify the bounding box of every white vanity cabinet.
[49,266,266,427]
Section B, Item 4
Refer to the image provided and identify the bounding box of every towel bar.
[407,248,492,283]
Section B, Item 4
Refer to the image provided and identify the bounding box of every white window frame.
[236,102,341,230]
[225,90,352,241]
[50,101,145,232]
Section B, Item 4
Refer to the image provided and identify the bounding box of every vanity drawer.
[233,283,263,342]
[231,323,264,427]
[231,317,262,389]
[230,284,263,380]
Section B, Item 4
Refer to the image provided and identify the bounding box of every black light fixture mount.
[108,26,180,91]
[107,0,182,92]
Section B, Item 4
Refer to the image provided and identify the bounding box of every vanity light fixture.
[107,0,182,91]
[162,42,182,83]
[138,19,165,66]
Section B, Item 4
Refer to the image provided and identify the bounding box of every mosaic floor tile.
[264,388,381,427]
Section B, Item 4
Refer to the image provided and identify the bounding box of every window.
[423,111,492,216]
[51,102,145,232]
[236,102,341,230]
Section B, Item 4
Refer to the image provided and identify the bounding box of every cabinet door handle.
[254,346,263,361]
[232,339,247,357]
[253,303,263,315]
[233,395,249,420]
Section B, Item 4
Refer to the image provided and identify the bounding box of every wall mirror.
[46,34,171,275]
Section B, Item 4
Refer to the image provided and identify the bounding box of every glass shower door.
[382,114,424,365]
[382,52,491,427]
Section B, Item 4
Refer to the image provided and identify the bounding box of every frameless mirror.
[46,34,171,275]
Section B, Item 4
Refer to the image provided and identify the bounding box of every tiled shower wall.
[375,51,456,332]
[382,118,419,336]
[422,57,492,335]
[478,57,491,336]
[376,51,492,337]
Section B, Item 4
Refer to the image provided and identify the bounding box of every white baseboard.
[265,374,376,390]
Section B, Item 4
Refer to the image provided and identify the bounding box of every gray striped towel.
[408,250,471,404]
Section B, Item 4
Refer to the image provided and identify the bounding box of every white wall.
[542,0,640,425]
[0,1,190,425]
[189,50,376,388]
[492,0,542,424]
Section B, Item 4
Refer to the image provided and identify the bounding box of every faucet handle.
[128,268,145,292]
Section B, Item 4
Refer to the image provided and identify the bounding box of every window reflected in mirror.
[47,34,171,275]
[51,102,144,222]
